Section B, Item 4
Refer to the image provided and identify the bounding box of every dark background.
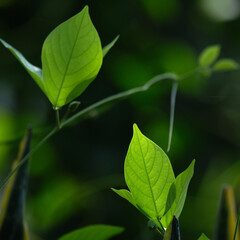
[0,0,240,239]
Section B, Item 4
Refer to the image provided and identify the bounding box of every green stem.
[56,109,61,129]
[61,73,178,127]
[167,80,178,152]
[0,72,181,191]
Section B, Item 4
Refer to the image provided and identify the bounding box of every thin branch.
[167,81,178,152]
[0,72,178,191]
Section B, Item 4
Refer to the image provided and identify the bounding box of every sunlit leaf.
[198,233,210,240]
[124,124,175,226]
[102,36,119,57]
[213,59,238,72]
[42,5,103,108]
[58,225,124,240]
[199,45,220,67]
[161,160,195,227]
[0,39,44,93]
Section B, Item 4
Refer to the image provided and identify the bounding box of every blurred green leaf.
[58,225,124,240]
[0,128,31,240]
[199,45,220,67]
[42,6,102,108]
[102,36,119,57]
[198,233,210,240]
[0,39,44,93]
[213,59,238,72]
[214,185,239,240]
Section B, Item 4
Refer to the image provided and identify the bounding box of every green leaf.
[124,124,175,226]
[161,160,195,227]
[199,45,220,67]
[198,233,210,240]
[0,39,45,93]
[111,188,137,207]
[58,225,124,240]
[102,35,119,57]
[42,5,103,108]
[213,59,238,72]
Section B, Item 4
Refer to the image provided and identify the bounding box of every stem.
[167,81,178,152]
[56,109,61,129]
[0,72,182,191]
[61,73,178,127]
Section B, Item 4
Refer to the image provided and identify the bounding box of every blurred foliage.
[0,0,240,239]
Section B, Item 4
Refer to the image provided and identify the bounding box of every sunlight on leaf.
[198,233,210,240]
[42,6,103,108]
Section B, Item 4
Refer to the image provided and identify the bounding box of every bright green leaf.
[198,233,210,240]
[161,160,195,227]
[124,124,175,226]
[102,35,119,57]
[58,225,124,240]
[0,39,45,93]
[199,45,220,67]
[213,59,238,72]
[42,5,103,108]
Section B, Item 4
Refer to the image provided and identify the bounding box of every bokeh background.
[0,0,240,239]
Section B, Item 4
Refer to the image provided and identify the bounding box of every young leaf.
[0,39,45,93]
[199,45,220,67]
[124,124,175,226]
[161,160,195,227]
[198,233,210,240]
[102,35,119,57]
[42,5,103,108]
[213,59,238,72]
[58,225,124,240]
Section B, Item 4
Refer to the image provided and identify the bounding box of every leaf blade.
[199,45,220,67]
[58,225,124,240]
[198,233,210,240]
[102,35,119,58]
[161,160,195,227]
[0,39,44,93]
[124,124,175,225]
[42,6,103,108]
[213,59,239,72]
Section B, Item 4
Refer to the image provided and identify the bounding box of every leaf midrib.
[135,131,159,219]
[54,10,86,106]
